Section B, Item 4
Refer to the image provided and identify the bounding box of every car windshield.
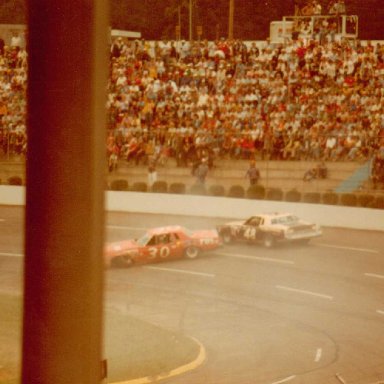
[271,215,299,225]
[136,232,151,246]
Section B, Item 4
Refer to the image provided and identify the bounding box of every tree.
[0,0,383,40]
[110,0,148,34]
[346,0,384,40]
[196,0,228,40]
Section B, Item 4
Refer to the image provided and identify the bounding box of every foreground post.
[23,1,108,383]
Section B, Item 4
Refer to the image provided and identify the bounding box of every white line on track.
[270,375,296,384]
[0,219,5,222]
[0,252,23,257]
[377,310,384,316]
[276,285,334,300]
[216,252,294,265]
[144,265,216,278]
[315,243,379,254]
[365,273,384,280]
[315,348,322,362]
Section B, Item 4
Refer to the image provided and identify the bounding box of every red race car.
[105,225,221,268]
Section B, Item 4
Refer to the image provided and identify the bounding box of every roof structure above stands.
[270,14,358,44]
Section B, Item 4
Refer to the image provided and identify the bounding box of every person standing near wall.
[147,155,158,190]
[194,157,209,185]
[245,160,260,186]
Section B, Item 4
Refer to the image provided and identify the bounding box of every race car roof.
[146,225,186,235]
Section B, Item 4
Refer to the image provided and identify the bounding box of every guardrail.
[1,186,383,232]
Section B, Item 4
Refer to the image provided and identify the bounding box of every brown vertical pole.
[22,1,108,383]
[189,0,193,41]
[228,0,234,39]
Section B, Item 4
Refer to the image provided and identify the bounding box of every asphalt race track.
[1,206,384,384]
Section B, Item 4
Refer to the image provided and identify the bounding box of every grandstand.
[0,3,384,196]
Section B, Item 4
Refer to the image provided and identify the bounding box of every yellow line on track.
[110,337,206,384]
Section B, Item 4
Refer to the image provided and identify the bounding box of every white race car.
[217,212,322,248]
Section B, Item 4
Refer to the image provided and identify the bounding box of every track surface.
[1,206,384,384]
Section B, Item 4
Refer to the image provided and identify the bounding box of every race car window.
[157,234,172,244]
[245,217,254,225]
[272,215,299,225]
[246,217,262,226]
[146,235,157,246]
[169,233,180,242]
[137,233,151,246]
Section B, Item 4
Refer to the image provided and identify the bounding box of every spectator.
[303,167,317,181]
[194,158,209,185]
[245,160,261,186]
[316,161,328,179]
[371,150,384,189]
[147,155,158,190]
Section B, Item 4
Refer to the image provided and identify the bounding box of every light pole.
[228,0,234,39]
[189,0,193,41]
[176,5,181,40]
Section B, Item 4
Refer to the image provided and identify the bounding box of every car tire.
[112,255,133,268]
[263,234,275,248]
[185,246,199,259]
[221,231,233,244]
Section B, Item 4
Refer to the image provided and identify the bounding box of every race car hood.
[105,240,138,256]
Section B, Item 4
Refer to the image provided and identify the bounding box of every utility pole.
[228,0,234,39]
[189,0,193,41]
[176,5,181,40]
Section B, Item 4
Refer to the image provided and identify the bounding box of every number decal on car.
[148,246,171,259]
[200,238,214,245]
[244,227,257,239]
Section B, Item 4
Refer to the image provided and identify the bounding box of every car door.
[167,232,185,259]
[242,216,262,241]
[142,234,171,263]
[143,232,184,263]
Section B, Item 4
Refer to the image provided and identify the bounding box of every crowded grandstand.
[0,0,384,190]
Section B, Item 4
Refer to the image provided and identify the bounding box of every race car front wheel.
[112,255,133,268]
[185,246,199,259]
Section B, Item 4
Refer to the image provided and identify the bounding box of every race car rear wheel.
[263,234,275,248]
[185,246,199,259]
[112,255,133,268]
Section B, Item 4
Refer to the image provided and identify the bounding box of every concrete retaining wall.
[1,186,383,232]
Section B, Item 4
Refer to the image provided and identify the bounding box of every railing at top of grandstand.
[279,14,358,41]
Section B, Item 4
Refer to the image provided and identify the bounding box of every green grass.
[0,294,201,383]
